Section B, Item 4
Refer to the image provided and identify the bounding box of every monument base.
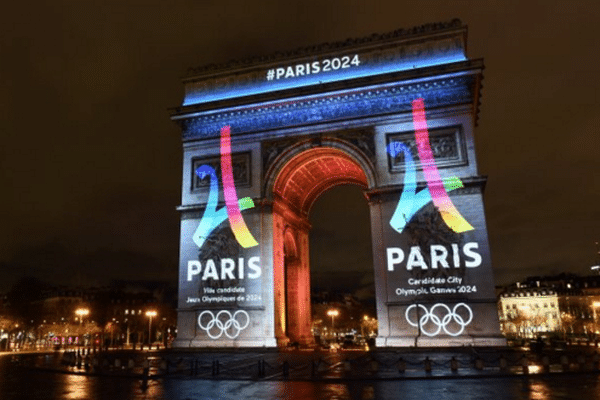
[173,337,278,349]
[376,335,507,348]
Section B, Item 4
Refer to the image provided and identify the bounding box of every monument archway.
[268,145,372,346]
[172,20,506,348]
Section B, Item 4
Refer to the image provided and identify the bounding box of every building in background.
[498,274,600,340]
[0,281,177,351]
[310,291,377,347]
[498,285,560,338]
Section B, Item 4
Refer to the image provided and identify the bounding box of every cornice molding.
[177,73,477,141]
[364,175,487,202]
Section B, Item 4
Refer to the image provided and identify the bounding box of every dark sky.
[1,1,599,292]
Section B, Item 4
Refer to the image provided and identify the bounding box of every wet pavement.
[2,349,600,399]
[23,346,600,380]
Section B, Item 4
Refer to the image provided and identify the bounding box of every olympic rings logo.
[198,310,250,339]
[405,303,473,337]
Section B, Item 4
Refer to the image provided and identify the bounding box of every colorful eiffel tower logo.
[192,126,259,249]
[387,98,474,234]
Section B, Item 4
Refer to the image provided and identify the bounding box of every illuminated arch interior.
[271,147,369,346]
[273,147,368,215]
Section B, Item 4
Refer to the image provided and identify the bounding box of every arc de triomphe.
[171,20,505,348]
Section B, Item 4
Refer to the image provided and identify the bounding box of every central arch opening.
[271,146,373,347]
[309,185,375,347]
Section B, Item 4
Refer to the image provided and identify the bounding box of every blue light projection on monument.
[182,51,466,105]
[173,21,506,347]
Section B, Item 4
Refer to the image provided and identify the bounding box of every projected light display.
[218,126,259,248]
[189,99,481,340]
[411,98,474,233]
[405,303,473,337]
[174,22,505,348]
[185,126,262,339]
[198,310,250,339]
[183,45,466,105]
[382,98,489,338]
[187,99,486,343]
[387,98,473,234]
[386,143,465,234]
[192,126,258,249]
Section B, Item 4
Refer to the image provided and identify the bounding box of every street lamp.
[75,308,89,324]
[327,309,339,336]
[75,308,89,346]
[362,315,369,337]
[593,302,600,335]
[145,310,157,346]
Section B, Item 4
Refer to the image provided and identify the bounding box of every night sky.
[1,1,599,293]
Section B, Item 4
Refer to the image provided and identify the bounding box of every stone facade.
[171,20,505,348]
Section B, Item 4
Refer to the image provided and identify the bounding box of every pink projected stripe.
[220,126,259,248]
[411,98,474,233]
